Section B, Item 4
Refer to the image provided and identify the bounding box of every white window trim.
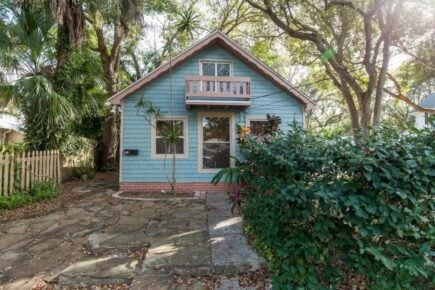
[198,112,235,173]
[245,115,268,127]
[151,116,189,159]
[199,59,233,76]
[246,115,268,135]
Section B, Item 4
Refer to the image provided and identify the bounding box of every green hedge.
[233,126,434,289]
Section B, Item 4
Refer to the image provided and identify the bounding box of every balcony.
[185,75,251,108]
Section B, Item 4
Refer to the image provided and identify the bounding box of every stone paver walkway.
[207,193,265,275]
[0,182,267,289]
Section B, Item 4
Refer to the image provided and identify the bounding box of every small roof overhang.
[0,114,22,132]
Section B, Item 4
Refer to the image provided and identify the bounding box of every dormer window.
[200,61,232,76]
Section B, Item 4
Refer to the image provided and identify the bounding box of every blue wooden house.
[109,31,315,192]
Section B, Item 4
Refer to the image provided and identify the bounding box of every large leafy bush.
[232,125,434,289]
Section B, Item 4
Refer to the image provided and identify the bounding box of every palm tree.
[0,1,101,150]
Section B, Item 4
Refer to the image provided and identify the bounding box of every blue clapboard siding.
[121,44,304,183]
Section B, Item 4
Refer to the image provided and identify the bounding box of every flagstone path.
[0,181,267,289]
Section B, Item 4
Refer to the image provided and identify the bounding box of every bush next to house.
[225,125,434,289]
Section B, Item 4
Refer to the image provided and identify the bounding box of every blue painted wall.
[121,44,304,183]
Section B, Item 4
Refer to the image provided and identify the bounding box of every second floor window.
[201,61,232,77]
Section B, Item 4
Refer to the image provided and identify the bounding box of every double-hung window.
[200,61,232,93]
[152,117,188,158]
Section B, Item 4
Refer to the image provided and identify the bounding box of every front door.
[198,113,234,172]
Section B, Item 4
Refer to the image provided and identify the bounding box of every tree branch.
[325,0,365,16]
[393,44,435,70]
[384,71,435,113]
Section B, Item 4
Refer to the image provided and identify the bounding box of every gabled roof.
[109,31,315,109]
[419,93,435,109]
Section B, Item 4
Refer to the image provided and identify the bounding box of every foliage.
[264,113,281,135]
[30,181,58,200]
[0,142,26,154]
[60,135,96,157]
[0,181,59,210]
[211,159,243,185]
[220,124,434,289]
[175,9,200,38]
[135,96,163,123]
[0,1,104,150]
[60,135,96,179]
[245,0,435,132]
[0,193,33,210]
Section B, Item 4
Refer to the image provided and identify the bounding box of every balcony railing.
[185,75,251,108]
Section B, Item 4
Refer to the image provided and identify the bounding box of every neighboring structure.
[0,113,23,145]
[414,93,435,129]
[109,31,315,192]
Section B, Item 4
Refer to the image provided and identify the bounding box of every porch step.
[206,192,266,275]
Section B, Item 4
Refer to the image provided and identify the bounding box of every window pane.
[250,120,268,135]
[156,138,184,154]
[156,120,184,137]
[203,143,230,169]
[217,63,230,76]
[202,62,215,76]
[203,117,230,142]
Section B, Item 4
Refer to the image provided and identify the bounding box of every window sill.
[151,154,189,159]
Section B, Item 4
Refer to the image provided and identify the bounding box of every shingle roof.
[419,93,435,109]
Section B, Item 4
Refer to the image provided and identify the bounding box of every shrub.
[0,142,26,154]
[220,125,434,289]
[0,193,33,210]
[30,181,59,201]
[0,181,59,210]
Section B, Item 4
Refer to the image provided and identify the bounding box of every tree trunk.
[56,25,69,71]
[373,2,402,125]
[360,96,372,133]
[100,113,118,169]
[100,73,118,170]
[95,23,123,170]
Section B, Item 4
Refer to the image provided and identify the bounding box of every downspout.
[2,129,12,144]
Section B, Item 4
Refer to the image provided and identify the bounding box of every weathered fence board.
[0,150,61,197]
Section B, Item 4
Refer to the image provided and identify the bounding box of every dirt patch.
[31,279,129,290]
[120,191,195,199]
[0,172,117,223]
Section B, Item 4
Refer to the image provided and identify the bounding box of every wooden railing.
[185,75,251,99]
[0,150,61,197]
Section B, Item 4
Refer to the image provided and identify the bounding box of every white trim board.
[119,101,124,182]
[197,112,236,173]
[245,115,268,127]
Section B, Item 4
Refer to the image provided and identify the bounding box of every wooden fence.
[0,150,61,197]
